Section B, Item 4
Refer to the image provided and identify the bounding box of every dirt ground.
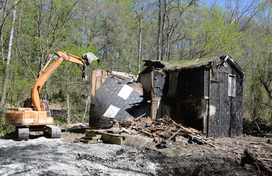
[1,126,272,176]
[59,126,272,176]
[166,135,272,176]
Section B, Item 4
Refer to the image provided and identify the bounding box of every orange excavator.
[5,51,99,140]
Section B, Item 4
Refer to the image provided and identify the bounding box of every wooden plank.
[91,69,97,96]
[102,69,108,84]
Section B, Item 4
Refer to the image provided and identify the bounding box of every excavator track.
[16,125,61,140]
[17,127,29,141]
[45,125,61,138]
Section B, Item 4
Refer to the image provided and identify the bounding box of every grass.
[53,112,89,126]
[165,57,218,69]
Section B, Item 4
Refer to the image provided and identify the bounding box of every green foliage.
[53,112,89,126]
[240,1,272,121]
[202,14,241,56]
[182,5,242,59]
[130,66,139,75]
[68,44,98,57]
[0,114,15,136]
[72,113,89,124]
[54,117,66,126]
[1,0,272,125]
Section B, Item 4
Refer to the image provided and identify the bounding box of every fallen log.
[241,148,272,175]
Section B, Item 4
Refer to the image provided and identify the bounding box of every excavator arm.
[31,51,98,111]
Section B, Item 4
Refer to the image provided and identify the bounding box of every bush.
[0,113,15,136]
[52,110,89,126]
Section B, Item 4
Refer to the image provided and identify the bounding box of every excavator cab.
[18,98,32,108]
[40,100,51,117]
[18,98,51,117]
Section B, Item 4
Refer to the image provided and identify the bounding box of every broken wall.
[137,69,166,119]
[160,68,207,132]
[89,69,147,128]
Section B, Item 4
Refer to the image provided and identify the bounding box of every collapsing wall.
[89,69,148,128]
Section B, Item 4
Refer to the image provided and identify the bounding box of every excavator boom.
[31,51,94,111]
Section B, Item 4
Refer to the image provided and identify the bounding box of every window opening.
[228,74,236,97]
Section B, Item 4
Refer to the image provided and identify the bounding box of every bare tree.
[156,0,196,61]
[0,0,20,106]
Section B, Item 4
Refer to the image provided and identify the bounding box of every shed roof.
[141,55,245,76]
[140,60,165,74]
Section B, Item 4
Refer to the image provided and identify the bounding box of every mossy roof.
[142,55,245,76]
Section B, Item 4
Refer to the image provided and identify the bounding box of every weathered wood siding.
[208,60,243,137]
[229,65,243,137]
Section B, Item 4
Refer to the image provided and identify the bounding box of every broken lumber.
[189,135,220,149]
[166,128,183,142]
[241,148,272,175]
[164,115,199,134]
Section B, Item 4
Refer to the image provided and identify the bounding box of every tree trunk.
[66,92,71,124]
[0,1,17,107]
[83,95,90,120]
[137,16,142,73]
[161,0,167,61]
[156,0,162,61]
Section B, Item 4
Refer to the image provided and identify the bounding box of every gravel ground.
[1,132,272,176]
[0,137,157,176]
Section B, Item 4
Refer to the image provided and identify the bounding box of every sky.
[205,0,258,14]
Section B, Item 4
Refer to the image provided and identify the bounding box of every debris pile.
[117,115,200,142]
[60,123,89,133]
[81,115,201,145]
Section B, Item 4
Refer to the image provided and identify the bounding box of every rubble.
[115,115,200,141]
[59,123,90,134]
[80,115,202,147]
[90,69,146,128]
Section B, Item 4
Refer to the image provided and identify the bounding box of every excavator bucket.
[82,52,100,65]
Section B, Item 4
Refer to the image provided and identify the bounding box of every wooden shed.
[138,55,245,137]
